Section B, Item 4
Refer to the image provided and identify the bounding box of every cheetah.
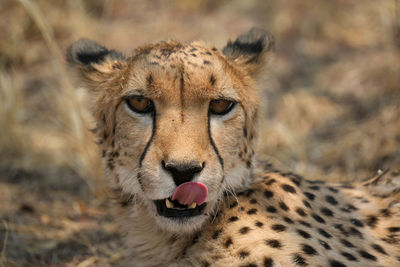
[67,28,400,266]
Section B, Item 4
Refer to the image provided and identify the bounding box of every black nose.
[162,161,204,186]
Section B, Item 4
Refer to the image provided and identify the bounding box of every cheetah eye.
[125,96,154,114]
[209,99,235,115]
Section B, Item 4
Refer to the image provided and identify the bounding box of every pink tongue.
[171,182,208,205]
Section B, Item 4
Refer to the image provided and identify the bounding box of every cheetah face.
[67,28,273,233]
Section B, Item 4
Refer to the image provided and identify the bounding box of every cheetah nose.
[161,160,204,186]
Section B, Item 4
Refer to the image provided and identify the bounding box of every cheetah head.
[67,28,274,233]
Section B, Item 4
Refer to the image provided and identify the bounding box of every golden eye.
[125,96,154,114]
[209,99,235,115]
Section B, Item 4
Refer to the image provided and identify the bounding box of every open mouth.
[155,198,207,218]
[154,182,208,218]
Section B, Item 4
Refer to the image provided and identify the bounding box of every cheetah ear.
[222,28,274,77]
[67,38,126,89]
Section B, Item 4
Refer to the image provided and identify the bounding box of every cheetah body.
[67,29,400,267]
[120,168,400,267]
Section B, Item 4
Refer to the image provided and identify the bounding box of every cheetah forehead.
[131,41,220,67]
[123,41,246,101]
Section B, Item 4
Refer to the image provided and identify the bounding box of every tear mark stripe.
[139,109,157,168]
[208,112,224,169]
[179,67,185,123]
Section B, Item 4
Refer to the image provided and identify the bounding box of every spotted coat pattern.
[178,168,400,267]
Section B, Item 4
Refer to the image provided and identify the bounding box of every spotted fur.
[67,29,400,266]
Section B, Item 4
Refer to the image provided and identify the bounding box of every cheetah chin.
[67,28,400,267]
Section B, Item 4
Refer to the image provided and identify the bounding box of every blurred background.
[0,0,399,265]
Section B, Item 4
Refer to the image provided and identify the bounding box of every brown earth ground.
[1,0,400,266]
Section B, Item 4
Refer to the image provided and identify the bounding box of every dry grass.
[0,0,399,265]
[1,0,102,192]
